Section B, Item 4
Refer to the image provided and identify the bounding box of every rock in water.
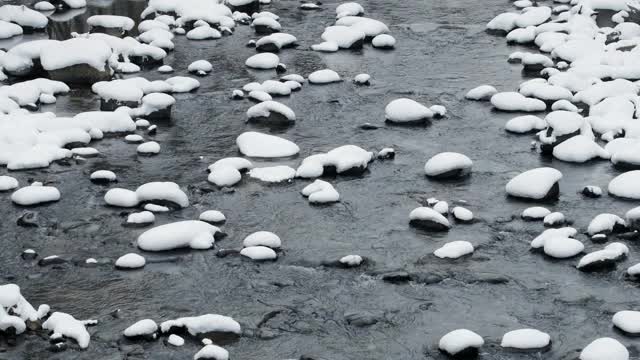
[505,167,562,201]
[439,329,484,358]
[409,207,451,232]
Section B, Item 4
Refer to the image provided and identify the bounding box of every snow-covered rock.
[372,34,395,49]
[543,236,584,258]
[246,101,295,126]
[409,207,451,232]
[11,185,60,206]
[296,145,373,177]
[240,246,277,261]
[521,206,550,221]
[245,53,280,69]
[137,221,221,251]
[501,329,550,349]
[505,115,546,133]
[466,85,497,100]
[137,141,161,155]
[587,214,626,235]
[199,210,226,224]
[491,92,545,112]
[434,241,474,259]
[506,167,562,201]
[543,211,565,227]
[552,135,609,163]
[194,344,229,360]
[127,211,155,225]
[424,152,472,179]
[439,329,484,358]
[613,311,640,335]
[236,132,299,158]
[579,337,628,360]
[577,243,628,271]
[452,207,473,222]
[42,312,90,349]
[160,314,241,338]
[115,253,146,269]
[301,180,339,203]
[249,166,296,183]
[609,171,640,199]
[308,69,341,84]
[385,98,433,124]
[0,176,19,191]
[243,231,281,249]
[123,319,157,338]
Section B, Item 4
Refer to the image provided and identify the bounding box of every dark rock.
[409,219,450,232]
[344,311,382,327]
[276,63,287,73]
[246,40,256,48]
[21,250,38,260]
[100,98,139,112]
[216,249,240,258]
[47,63,112,85]
[381,271,412,283]
[360,123,379,131]
[440,346,479,359]
[426,168,471,180]
[227,0,259,14]
[17,211,39,227]
[38,256,67,267]
[48,342,67,353]
[581,186,602,198]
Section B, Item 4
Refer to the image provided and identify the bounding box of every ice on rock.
[466,85,497,100]
[608,171,640,199]
[579,337,628,360]
[434,241,474,259]
[137,141,161,155]
[439,329,484,357]
[199,210,226,224]
[115,253,146,269]
[543,236,584,258]
[521,206,550,220]
[424,152,472,179]
[552,135,609,163]
[0,176,19,191]
[491,92,546,112]
[613,311,640,335]
[243,231,281,248]
[372,34,396,49]
[506,167,562,200]
[236,131,299,158]
[127,211,155,225]
[249,166,296,183]
[501,329,550,349]
[245,53,280,69]
[577,243,629,271]
[105,188,139,207]
[308,69,341,84]
[11,185,60,206]
[385,98,434,124]
[301,180,340,203]
[505,115,546,133]
[587,214,626,235]
[241,246,277,261]
[409,207,451,232]
[194,344,229,360]
[124,319,157,337]
[247,100,295,125]
[138,220,220,251]
[42,312,90,349]
[296,145,374,177]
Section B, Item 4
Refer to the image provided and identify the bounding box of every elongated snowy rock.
[137,221,220,251]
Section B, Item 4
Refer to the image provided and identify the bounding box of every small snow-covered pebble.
[127,211,155,224]
[466,85,497,100]
[439,329,484,357]
[144,203,169,212]
[354,73,370,85]
[188,60,213,74]
[124,319,157,337]
[582,185,602,198]
[425,152,472,179]
[240,246,277,261]
[409,207,450,231]
[199,210,226,224]
[543,212,565,227]
[308,69,341,84]
[433,201,449,214]
[339,255,363,267]
[167,334,184,346]
[137,141,160,155]
[125,134,144,143]
[115,253,145,269]
[0,176,19,191]
[452,207,473,222]
[158,65,173,73]
[372,34,395,49]
[521,206,550,220]
[434,241,474,259]
[506,167,562,201]
[194,344,229,360]
[501,329,550,349]
[377,148,395,159]
[105,188,139,207]
[301,180,340,203]
[90,170,116,183]
[385,98,433,124]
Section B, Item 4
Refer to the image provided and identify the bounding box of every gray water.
[1,0,639,359]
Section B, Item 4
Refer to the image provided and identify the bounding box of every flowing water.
[1,0,639,359]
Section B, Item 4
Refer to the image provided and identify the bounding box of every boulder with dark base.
[47,64,112,85]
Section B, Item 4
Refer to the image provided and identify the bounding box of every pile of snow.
[301,180,340,203]
[11,185,60,206]
[409,207,450,232]
[439,329,484,357]
[434,241,473,259]
[87,15,134,32]
[236,132,299,158]
[424,152,472,179]
[137,221,221,251]
[296,145,374,177]
[385,98,434,124]
[506,167,562,200]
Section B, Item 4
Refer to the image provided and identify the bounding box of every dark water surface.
[1,0,639,359]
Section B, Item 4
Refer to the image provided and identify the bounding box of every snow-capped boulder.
[579,337,628,360]
[240,246,277,261]
[296,145,374,177]
[256,33,297,52]
[354,73,371,85]
[409,207,451,232]
[434,241,474,259]
[321,26,365,49]
[506,167,562,201]
[308,69,341,84]
[577,243,628,271]
[452,207,473,222]
[301,180,340,204]
[465,85,497,100]
[552,135,609,163]
[40,38,113,84]
[613,311,640,335]
[543,236,584,258]
[236,132,299,158]
[385,98,434,124]
[199,210,226,224]
[608,171,640,199]
[11,185,60,206]
[245,53,279,69]
[582,185,602,198]
[0,176,19,191]
[439,329,484,358]
[505,115,546,134]
[372,34,395,49]
[246,101,295,126]
[530,227,577,249]
[587,214,626,236]
[160,314,241,339]
[90,170,117,184]
[424,152,472,179]
[243,231,280,248]
[137,221,221,251]
[543,212,565,227]
[87,15,134,36]
[135,182,188,208]
[491,92,545,112]
[123,319,158,338]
